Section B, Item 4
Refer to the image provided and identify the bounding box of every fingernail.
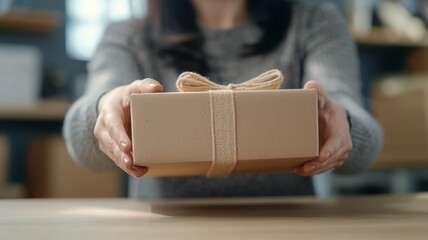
[120,142,127,151]
[148,83,158,88]
[321,152,331,162]
[132,167,148,178]
[307,163,316,173]
[139,167,149,174]
[122,155,130,164]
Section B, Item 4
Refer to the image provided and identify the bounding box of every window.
[66,0,146,61]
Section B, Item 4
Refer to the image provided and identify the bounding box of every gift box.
[131,89,318,177]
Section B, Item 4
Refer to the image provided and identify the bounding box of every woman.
[63,0,383,198]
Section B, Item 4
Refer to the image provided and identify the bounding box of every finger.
[311,149,350,175]
[318,131,351,163]
[295,145,350,177]
[303,80,326,95]
[93,116,104,143]
[122,78,164,108]
[103,110,131,153]
[294,143,344,177]
[294,160,321,177]
[95,120,129,163]
[294,157,318,176]
[303,80,328,111]
[310,159,345,176]
[99,131,147,178]
[121,152,148,178]
[129,78,163,95]
[297,133,351,176]
[312,158,345,175]
[294,166,307,176]
[98,130,124,166]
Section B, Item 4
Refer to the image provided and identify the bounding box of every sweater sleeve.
[301,4,383,174]
[63,21,143,171]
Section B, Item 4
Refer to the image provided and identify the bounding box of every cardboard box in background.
[131,90,318,176]
[0,44,41,105]
[372,77,428,170]
[26,135,123,198]
[0,135,8,195]
[0,135,26,198]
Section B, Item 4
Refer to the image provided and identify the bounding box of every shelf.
[371,157,428,171]
[0,99,69,120]
[352,27,428,48]
[0,9,60,34]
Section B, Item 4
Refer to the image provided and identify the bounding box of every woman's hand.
[94,79,163,178]
[294,80,353,176]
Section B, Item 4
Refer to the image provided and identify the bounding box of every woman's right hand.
[94,79,163,178]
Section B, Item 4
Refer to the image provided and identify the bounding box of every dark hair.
[147,0,293,75]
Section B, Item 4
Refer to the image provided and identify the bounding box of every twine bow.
[176,69,284,92]
[175,69,284,177]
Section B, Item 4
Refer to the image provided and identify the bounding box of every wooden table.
[1,194,428,239]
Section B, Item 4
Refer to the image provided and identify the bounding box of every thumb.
[128,78,164,94]
[304,80,327,110]
[303,80,323,92]
[123,78,163,108]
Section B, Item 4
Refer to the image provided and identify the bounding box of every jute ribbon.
[176,69,284,177]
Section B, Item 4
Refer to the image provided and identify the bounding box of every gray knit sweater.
[63,3,383,199]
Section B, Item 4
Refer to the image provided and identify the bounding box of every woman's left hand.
[294,80,353,176]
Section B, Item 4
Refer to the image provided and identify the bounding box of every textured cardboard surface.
[131,90,318,176]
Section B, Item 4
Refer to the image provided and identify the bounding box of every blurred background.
[0,0,428,199]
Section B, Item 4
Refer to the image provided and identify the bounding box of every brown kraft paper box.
[131,89,318,177]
